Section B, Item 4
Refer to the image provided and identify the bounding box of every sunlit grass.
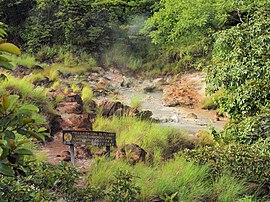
[87,156,246,201]
[0,73,55,114]
[93,116,193,163]
[7,54,39,67]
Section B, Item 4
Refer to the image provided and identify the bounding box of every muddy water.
[119,89,227,134]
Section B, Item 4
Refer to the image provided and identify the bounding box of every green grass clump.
[213,175,246,202]
[201,96,217,110]
[130,96,143,110]
[71,83,81,93]
[0,73,55,114]
[93,116,193,162]
[7,54,38,67]
[51,81,60,90]
[201,90,223,110]
[88,157,246,201]
[81,85,94,111]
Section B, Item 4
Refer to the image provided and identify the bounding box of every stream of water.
[119,89,226,134]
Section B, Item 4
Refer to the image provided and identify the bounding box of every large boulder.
[115,144,147,164]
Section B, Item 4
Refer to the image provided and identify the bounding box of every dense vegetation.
[0,0,269,201]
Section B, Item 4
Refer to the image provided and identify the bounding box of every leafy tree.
[206,3,270,119]
[0,25,48,176]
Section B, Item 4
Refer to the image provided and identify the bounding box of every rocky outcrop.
[115,144,147,164]
[163,78,198,107]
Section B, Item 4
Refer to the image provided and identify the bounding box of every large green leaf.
[0,61,13,70]
[0,163,14,176]
[0,42,21,55]
[14,148,33,155]
[4,130,15,140]
[18,104,39,113]
[0,55,10,62]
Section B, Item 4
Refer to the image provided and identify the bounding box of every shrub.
[223,114,270,144]
[0,162,80,201]
[0,73,55,114]
[185,144,270,185]
[106,169,141,202]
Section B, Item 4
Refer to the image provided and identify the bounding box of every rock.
[171,114,179,123]
[143,86,157,93]
[49,114,63,136]
[186,113,198,119]
[64,93,83,106]
[77,113,94,130]
[57,102,83,114]
[60,150,71,161]
[163,78,198,107]
[101,101,124,117]
[12,65,30,77]
[139,110,153,120]
[115,144,147,165]
[121,76,132,88]
[75,145,91,159]
[33,76,53,87]
[31,65,44,71]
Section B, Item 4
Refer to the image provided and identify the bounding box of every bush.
[0,162,76,201]
[223,114,270,144]
[185,144,270,185]
[106,169,141,202]
[0,73,55,114]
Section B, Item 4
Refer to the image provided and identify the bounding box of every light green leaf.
[0,42,21,55]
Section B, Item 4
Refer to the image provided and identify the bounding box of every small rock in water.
[186,113,198,119]
[171,114,179,123]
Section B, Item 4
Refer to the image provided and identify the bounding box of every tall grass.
[0,73,55,114]
[93,116,193,163]
[87,157,246,201]
[7,54,38,67]
[81,85,94,112]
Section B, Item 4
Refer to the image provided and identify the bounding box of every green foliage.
[130,96,143,109]
[143,0,227,69]
[88,156,246,201]
[206,3,270,119]
[223,114,270,144]
[106,169,141,202]
[81,85,94,112]
[213,175,247,202]
[0,22,21,70]
[0,73,55,114]
[0,162,85,201]
[94,116,194,163]
[0,95,48,176]
[186,144,270,185]
[7,54,38,67]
